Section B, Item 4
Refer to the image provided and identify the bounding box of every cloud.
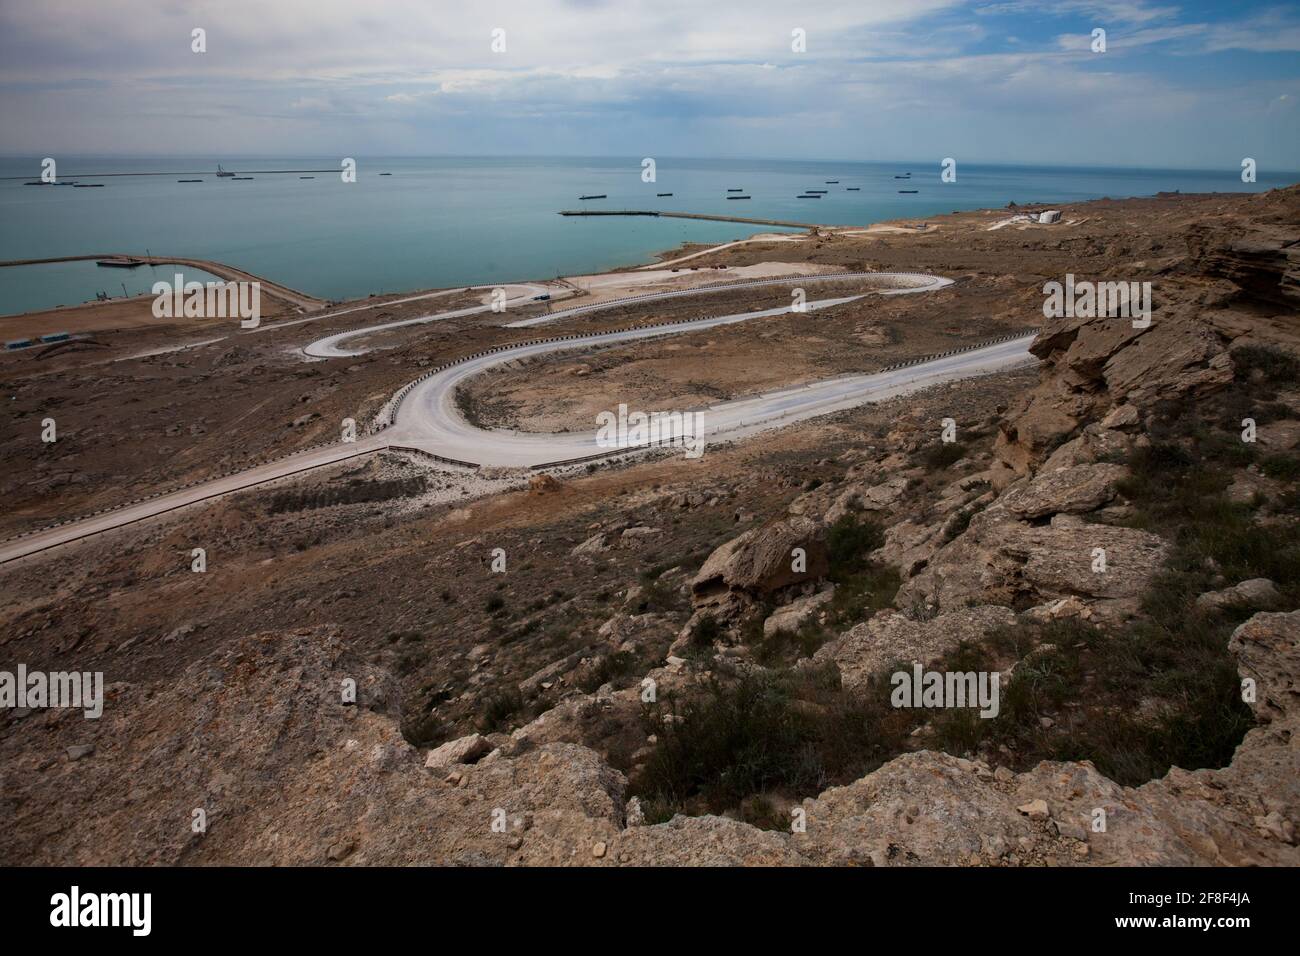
[0,0,1296,167]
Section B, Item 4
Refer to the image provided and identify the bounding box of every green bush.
[1261,454,1300,482]
[477,687,524,733]
[918,441,967,471]
[632,668,909,820]
[1231,344,1299,384]
[826,513,885,574]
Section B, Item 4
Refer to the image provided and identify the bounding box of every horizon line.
[2,153,1299,178]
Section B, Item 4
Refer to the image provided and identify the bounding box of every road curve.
[383,295,1034,467]
[1,269,1031,566]
[302,283,553,358]
[504,271,952,328]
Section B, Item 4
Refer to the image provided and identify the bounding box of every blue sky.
[1,0,1296,169]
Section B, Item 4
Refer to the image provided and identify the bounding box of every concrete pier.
[559,210,819,230]
[0,254,326,311]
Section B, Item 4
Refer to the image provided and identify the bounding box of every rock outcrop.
[896,464,1167,617]
[691,515,828,611]
[812,606,1017,693]
[762,587,835,638]
[996,314,1233,472]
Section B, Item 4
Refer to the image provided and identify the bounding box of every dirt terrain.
[1,187,1297,866]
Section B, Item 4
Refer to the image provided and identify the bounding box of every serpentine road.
[302,283,552,357]
[0,270,1035,564]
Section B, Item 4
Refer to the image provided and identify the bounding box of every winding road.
[302,283,553,358]
[1,269,1035,565]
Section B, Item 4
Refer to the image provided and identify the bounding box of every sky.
[0,0,1297,169]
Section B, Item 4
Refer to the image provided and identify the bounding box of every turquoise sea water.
[0,260,225,317]
[0,156,1294,314]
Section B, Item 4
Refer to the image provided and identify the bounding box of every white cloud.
[0,0,1296,167]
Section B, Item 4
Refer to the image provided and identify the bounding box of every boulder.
[762,588,835,638]
[424,733,493,769]
[529,474,562,493]
[571,532,610,557]
[1024,595,1095,623]
[999,463,1128,520]
[1186,223,1300,308]
[691,516,828,609]
[1226,610,1300,723]
[1197,578,1282,613]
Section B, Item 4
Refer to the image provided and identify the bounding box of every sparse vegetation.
[632,665,913,827]
[577,651,640,693]
[267,476,428,513]
[918,441,967,471]
[476,686,525,733]
[824,513,899,626]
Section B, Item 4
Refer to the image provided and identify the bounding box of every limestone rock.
[1017,799,1051,820]
[424,733,493,769]
[824,475,909,524]
[571,532,610,556]
[872,518,946,578]
[691,515,828,609]
[898,504,1168,616]
[762,588,835,638]
[1196,579,1282,613]
[999,463,1127,520]
[813,606,1016,694]
[1041,424,1134,472]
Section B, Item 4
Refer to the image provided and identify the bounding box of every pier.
[0,254,326,311]
[558,210,819,229]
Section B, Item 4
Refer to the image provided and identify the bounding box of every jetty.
[0,253,326,311]
[559,210,819,229]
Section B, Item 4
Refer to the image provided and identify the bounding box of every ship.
[578,194,606,200]
[216,164,235,178]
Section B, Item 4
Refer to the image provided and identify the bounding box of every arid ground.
[1,188,1297,866]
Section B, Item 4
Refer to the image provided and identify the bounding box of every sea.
[0,155,1294,315]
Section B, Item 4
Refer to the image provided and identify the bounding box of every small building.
[1038,210,1062,224]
